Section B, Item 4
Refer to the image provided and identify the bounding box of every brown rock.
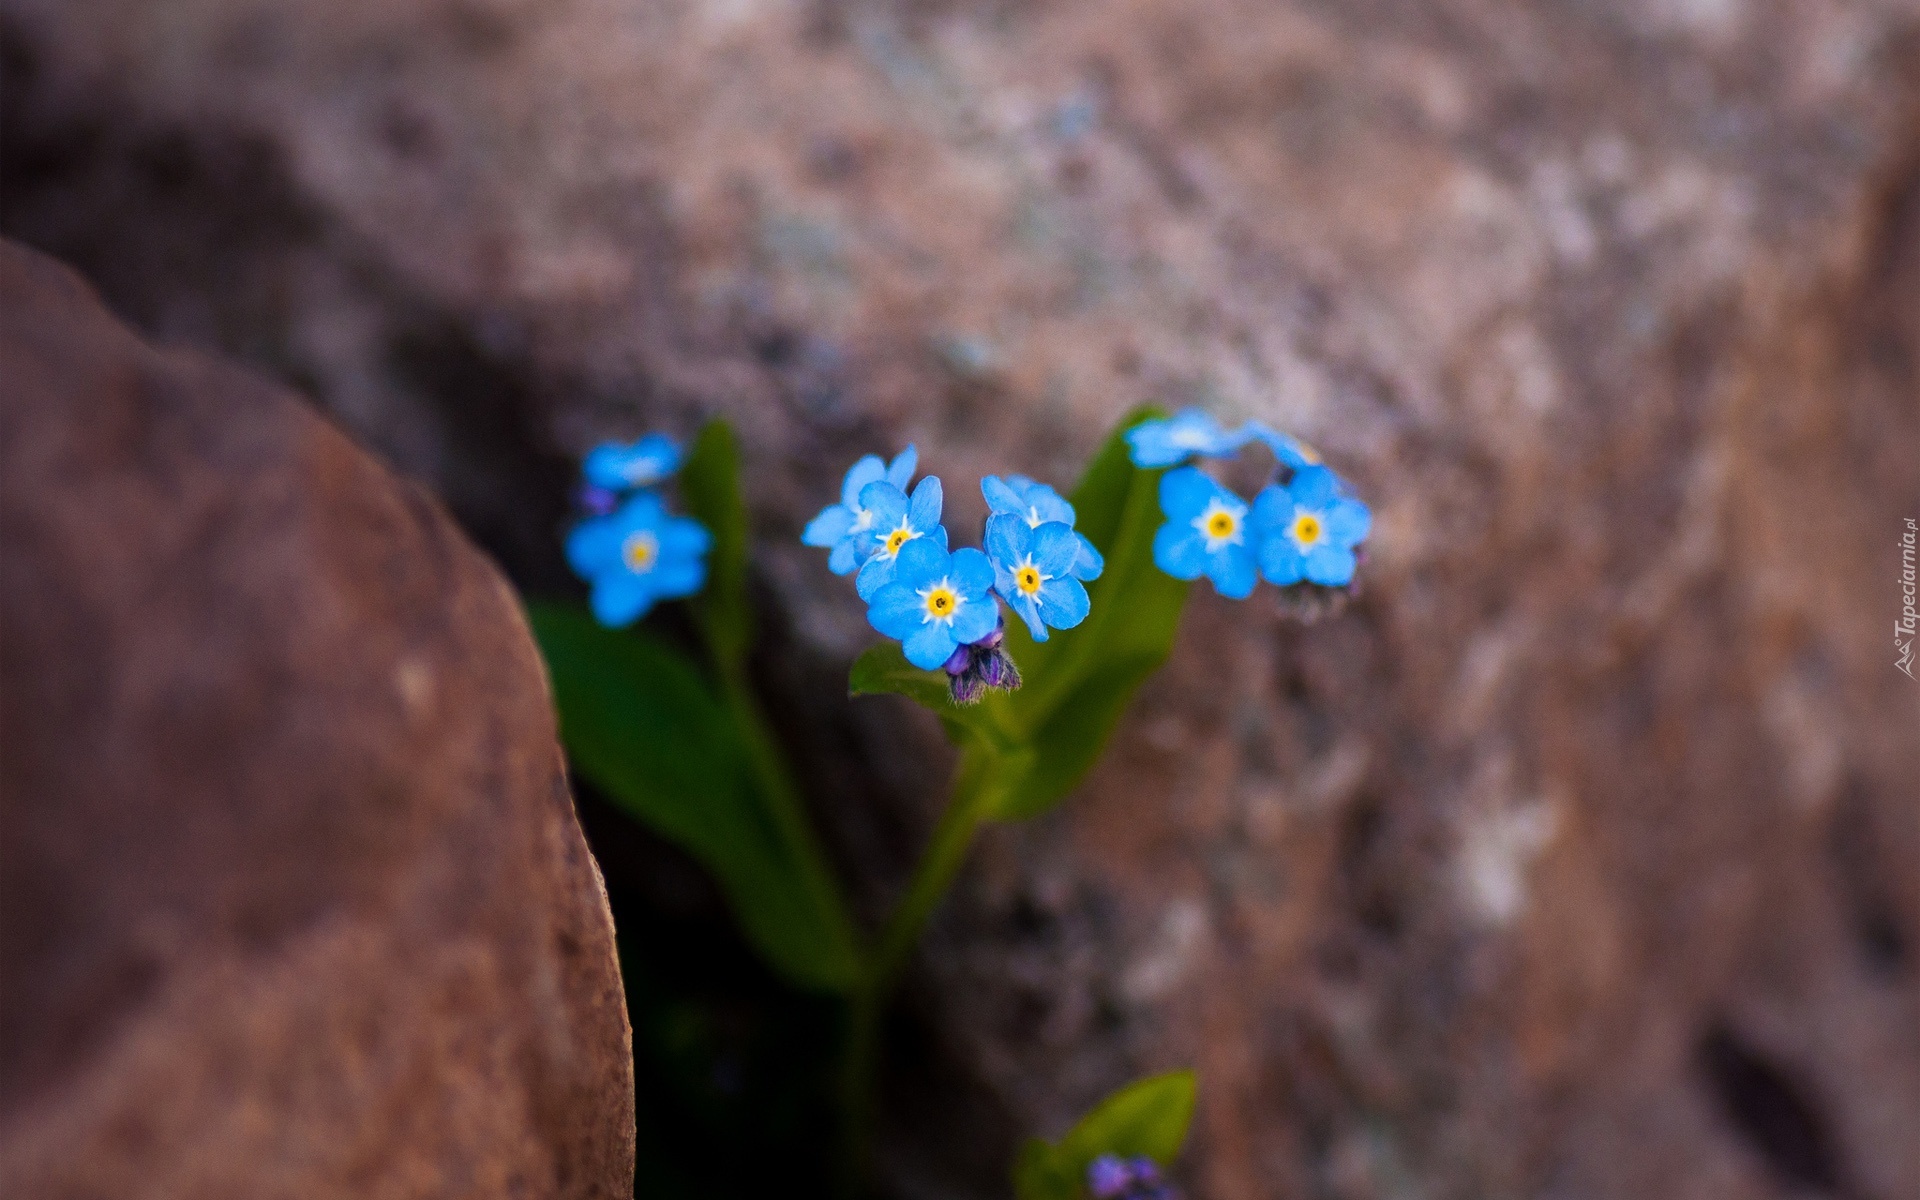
[3,2,1920,1197]
[0,241,634,1200]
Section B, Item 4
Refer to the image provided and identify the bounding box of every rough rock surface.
[4,1,1920,1197]
[0,241,635,1199]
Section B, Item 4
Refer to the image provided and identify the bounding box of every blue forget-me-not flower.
[1152,466,1260,599]
[1251,464,1371,587]
[985,515,1091,642]
[865,537,999,669]
[803,446,919,575]
[1125,409,1252,468]
[981,474,1104,581]
[583,433,683,492]
[566,491,711,627]
[853,475,948,600]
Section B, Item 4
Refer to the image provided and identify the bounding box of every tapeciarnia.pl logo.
[1899,517,1917,679]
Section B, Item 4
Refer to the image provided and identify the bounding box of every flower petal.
[650,557,706,599]
[1289,465,1339,508]
[1013,477,1075,525]
[1248,483,1294,536]
[981,475,1025,516]
[1124,421,1178,468]
[861,479,910,527]
[607,490,665,531]
[1029,522,1080,577]
[867,582,926,638]
[885,445,919,490]
[855,552,897,600]
[1153,522,1209,580]
[1007,591,1048,641]
[1258,536,1308,585]
[827,536,864,575]
[1304,543,1357,586]
[565,517,624,576]
[1325,496,1372,546]
[590,574,654,627]
[659,516,712,557]
[903,620,959,670]
[984,513,1031,568]
[1036,577,1091,630]
[949,588,1000,645]
[908,475,944,532]
[1158,466,1218,521]
[893,534,949,587]
[1207,544,1258,599]
[803,504,855,548]
[949,547,996,599]
[841,455,886,508]
[1070,533,1104,582]
[1245,423,1318,469]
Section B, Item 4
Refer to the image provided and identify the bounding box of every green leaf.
[528,602,858,992]
[848,641,1019,753]
[678,419,753,674]
[1013,1070,1199,1200]
[981,407,1190,818]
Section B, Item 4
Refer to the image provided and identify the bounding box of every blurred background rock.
[2,0,1917,1196]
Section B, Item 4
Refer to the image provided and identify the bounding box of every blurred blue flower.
[803,446,919,575]
[1151,466,1258,598]
[1243,422,1321,471]
[1251,465,1371,587]
[985,515,1091,642]
[865,538,999,669]
[853,475,948,600]
[583,433,682,492]
[565,492,711,627]
[981,474,1103,580]
[1125,409,1251,468]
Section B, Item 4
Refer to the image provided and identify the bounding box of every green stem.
[714,660,858,973]
[871,746,998,993]
[840,744,1001,1190]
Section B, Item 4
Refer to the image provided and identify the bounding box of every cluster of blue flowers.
[566,434,711,626]
[1086,1155,1180,1200]
[804,447,1105,700]
[1129,410,1370,601]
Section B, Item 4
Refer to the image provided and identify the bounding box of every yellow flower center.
[621,531,660,572]
[1290,513,1324,547]
[1014,565,1043,595]
[882,523,916,556]
[921,584,959,620]
[1193,498,1245,548]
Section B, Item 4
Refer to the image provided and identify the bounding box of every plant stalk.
[839,744,999,1191]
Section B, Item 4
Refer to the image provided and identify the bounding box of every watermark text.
[1899,517,1916,679]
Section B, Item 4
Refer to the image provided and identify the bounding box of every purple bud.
[944,644,973,676]
[1086,1155,1133,1199]
[1127,1158,1162,1185]
[949,670,987,705]
[577,484,619,516]
[977,645,1022,691]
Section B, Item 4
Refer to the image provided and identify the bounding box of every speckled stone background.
[3,0,1918,1196]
